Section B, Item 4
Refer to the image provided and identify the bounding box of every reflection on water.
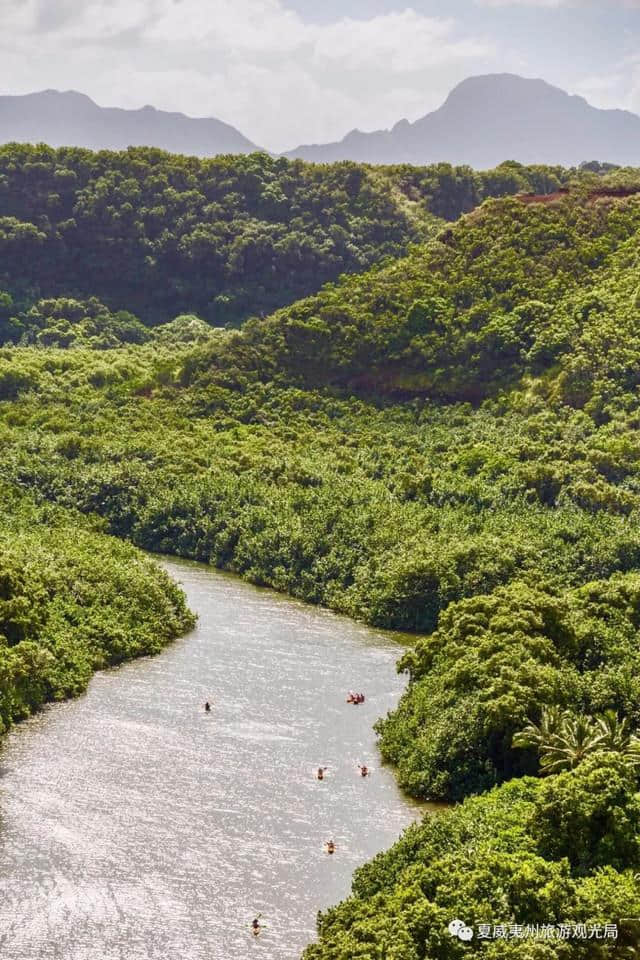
[0,559,434,960]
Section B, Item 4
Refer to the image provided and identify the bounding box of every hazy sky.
[1,0,639,151]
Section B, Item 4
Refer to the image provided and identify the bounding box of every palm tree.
[514,706,640,775]
[595,710,640,771]
[512,705,566,753]
[538,714,604,774]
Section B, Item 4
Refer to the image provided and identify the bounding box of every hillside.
[188,177,640,404]
[288,73,640,168]
[0,89,260,156]
[2,178,640,954]
[0,145,573,330]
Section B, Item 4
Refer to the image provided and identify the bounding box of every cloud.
[312,11,487,73]
[0,0,492,150]
[1,0,637,151]
[477,0,569,6]
[573,60,640,116]
[477,0,640,6]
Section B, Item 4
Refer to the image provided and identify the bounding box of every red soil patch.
[518,190,570,205]
[517,185,640,205]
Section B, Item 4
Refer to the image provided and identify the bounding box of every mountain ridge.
[3,75,640,168]
[0,89,262,156]
[285,73,640,168]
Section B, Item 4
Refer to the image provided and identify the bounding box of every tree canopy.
[0,145,580,330]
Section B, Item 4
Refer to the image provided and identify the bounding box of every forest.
[0,483,194,734]
[2,149,640,956]
[0,145,575,330]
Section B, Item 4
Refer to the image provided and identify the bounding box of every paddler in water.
[205,701,211,713]
[251,914,263,935]
[325,840,336,855]
[316,766,328,780]
[358,764,370,777]
[347,692,365,704]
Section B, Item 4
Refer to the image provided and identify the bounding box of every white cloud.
[0,1,492,151]
[569,53,640,121]
[2,0,637,152]
[477,0,640,6]
[477,0,569,6]
[311,11,486,73]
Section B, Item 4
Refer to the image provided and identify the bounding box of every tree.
[514,708,640,775]
[513,706,566,755]
[595,710,640,771]
[536,714,604,774]
[531,753,640,871]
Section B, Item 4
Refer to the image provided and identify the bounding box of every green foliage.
[302,776,640,959]
[530,754,640,872]
[378,573,640,799]
[0,486,194,735]
[6,296,151,348]
[2,174,640,956]
[514,707,640,774]
[187,187,640,405]
[150,313,216,346]
[0,145,579,331]
[0,146,428,328]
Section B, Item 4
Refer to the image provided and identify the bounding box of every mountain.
[286,74,640,168]
[0,89,261,156]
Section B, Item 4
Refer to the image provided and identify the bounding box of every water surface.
[0,558,431,959]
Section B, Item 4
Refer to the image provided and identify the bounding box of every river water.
[0,558,430,960]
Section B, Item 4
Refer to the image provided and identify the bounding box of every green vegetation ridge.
[0,145,578,331]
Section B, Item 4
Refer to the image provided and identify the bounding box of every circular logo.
[448,919,464,937]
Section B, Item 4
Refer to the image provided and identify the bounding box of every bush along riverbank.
[0,485,195,736]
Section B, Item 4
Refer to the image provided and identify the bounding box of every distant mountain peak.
[286,73,640,169]
[0,89,262,157]
[42,88,94,102]
[441,73,588,111]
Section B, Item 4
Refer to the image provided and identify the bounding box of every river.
[0,557,432,960]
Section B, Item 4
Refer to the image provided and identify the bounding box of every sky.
[0,0,639,152]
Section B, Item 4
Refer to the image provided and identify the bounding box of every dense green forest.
[3,153,640,956]
[303,766,640,957]
[0,145,576,330]
[0,483,194,735]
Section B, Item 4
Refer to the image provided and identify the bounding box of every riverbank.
[0,488,194,738]
[0,557,431,960]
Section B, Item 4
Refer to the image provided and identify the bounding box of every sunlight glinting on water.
[0,559,431,960]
